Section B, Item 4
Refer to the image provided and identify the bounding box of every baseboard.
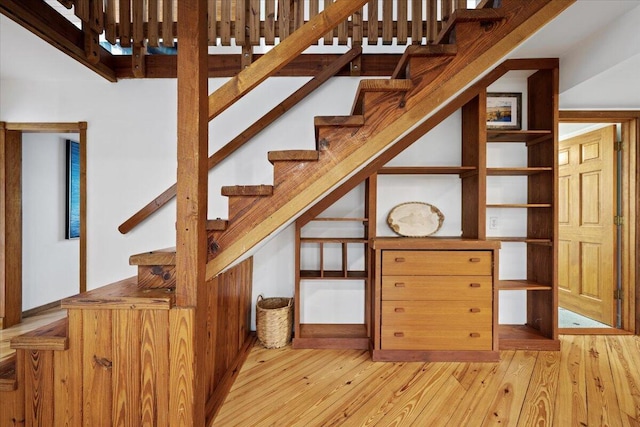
[22,300,61,318]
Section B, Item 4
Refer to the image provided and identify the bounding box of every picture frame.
[66,139,80,239]
[486,92,522,130]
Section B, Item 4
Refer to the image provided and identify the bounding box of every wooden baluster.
[208,0,218,45]
[75,0,90,23]
[352,4,363,45]
[148,0,159,47]
[442,0,452,22]
[337,12,348,45]
[455,0,467,10]
[323,0,333,45]
[411,0,422,44]
[105,0,116,44]
[162,0,174,47]
[294,0,304,31]
[319,242,324,278]
[235,0,246,45]
[279,0,291,40]
[220,0,231,45]
[427,0,437,44]
[249,0,260,45]
[119,0,131,47]
[264,0,276,45]
[397,0,408,45]
[382,0,392,45]
[90,0,104,34]
[309,0,319,44]
[367,0,377,45]
[132,0,146,77]
[342,242,347,278]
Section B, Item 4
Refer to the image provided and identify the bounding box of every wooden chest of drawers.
[371,239,500,362]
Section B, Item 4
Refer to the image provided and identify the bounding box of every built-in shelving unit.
[294,59,560,354]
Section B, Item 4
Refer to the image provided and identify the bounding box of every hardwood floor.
[0,307,66,362]
[214,335,640,426]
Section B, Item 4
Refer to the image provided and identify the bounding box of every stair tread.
[392,44,458,79]
[11,317,68,351]
[435,8,505,44]
[221,185,274,197]
[268,150,319,164]
[351,79,413,115]
[0,355,17,392]
[130,247,177,266]
[207,219,229,231]
[62,276,175,310]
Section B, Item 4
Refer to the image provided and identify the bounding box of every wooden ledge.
[130,247,177,266]
[62,276,175,310]
[10,317,68,351]
[221,185,274,197]
[267,150,319,164]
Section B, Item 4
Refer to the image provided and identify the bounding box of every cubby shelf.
[300,270,367,280]
[487,167,552,176]
[378,166,476,175]
[487,237,552,246]
[498,325,560,351]
[497,280,552,291]
[486,203,552,208]
[487,129,552,144]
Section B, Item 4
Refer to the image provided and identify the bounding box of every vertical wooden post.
[79,122,87,293]
[0,124,22,329]
[172,0,208,425]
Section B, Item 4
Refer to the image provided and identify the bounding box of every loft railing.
[61,0,470,49]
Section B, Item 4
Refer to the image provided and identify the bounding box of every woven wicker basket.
[256,295,293,349]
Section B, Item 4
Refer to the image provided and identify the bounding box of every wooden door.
[558,125,616,326]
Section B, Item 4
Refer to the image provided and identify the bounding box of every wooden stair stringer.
[199,0,576,279]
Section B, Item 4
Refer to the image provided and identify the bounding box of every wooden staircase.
[128,0,573,285]
[1,1,576,425]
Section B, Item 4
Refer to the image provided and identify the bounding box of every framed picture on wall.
[486,92,522,130]
[66,139,80,239]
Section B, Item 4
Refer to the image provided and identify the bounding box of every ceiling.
[1,0,639,109]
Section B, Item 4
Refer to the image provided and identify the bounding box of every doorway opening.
[558,112,638,334]
[0,122,87,329]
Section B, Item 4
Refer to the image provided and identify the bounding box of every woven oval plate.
[387,202,444,237]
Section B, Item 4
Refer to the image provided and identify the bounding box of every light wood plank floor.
[214,335,640,426]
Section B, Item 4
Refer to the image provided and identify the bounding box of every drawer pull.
[469,333,481,338]
[394,307,405,313]
[394,282,406,288]
[469,283,481,288]
[469,257,481,263]
[469,308,481,313]
[395,257,406,263]
[394,332,405,338]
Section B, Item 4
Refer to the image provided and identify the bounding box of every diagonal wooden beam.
[0,0,116,82]
[208,0,369,121]
[118,47,362,234]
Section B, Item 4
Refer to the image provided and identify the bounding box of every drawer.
[381,300,492,351]
[382,276,492,301]
[382,250,492,276]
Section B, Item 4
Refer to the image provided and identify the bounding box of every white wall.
[22,133,80,309]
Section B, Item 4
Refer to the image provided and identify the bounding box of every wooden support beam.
[118,47,361,234]
[0,0,116,82]
[173,0,208,424]
[208,0,369,121]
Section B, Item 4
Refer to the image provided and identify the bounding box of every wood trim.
[559,111,639,335]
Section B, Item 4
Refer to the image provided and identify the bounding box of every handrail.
[118,46,362,234]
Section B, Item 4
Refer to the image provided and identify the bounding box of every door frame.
[0,121,87,329]
[559,111,638,335]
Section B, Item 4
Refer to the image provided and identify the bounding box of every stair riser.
[138,265,176,289]
[406,55,454,83]
[273,161,320,187]
[359,91,409,123]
